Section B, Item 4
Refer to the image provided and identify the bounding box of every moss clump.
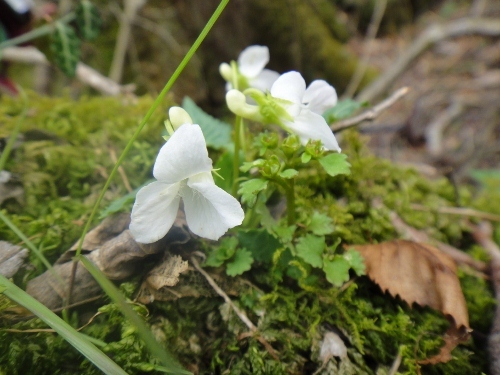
[0,94,496,374]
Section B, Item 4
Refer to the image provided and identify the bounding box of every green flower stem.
[232,115,243,196]
[0,90,28,172]
[74,0,230,259]
[286,178,296,225]
[0,13,75,50]
[271,177,296,225]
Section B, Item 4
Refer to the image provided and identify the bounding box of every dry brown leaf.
[352,240,471,364]
[0,241,28,278]
[419,323,471,365]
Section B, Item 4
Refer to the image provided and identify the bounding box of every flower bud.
[219,62,232,82]
[304,139,325,159]
[281,134,301,157]
[226,90,264,122]
[259,132,279,149]
[169,107,193,130]
[260,155,281,178]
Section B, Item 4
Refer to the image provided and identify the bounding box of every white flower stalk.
[220,45,279,91]
[130,109,244,243]
[226,71,341,152]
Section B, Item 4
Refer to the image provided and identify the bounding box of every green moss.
[0,94,496,374]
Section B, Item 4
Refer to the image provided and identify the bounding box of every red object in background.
[0,0,34,96]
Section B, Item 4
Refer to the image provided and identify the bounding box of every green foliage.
[51,22,81,77]
[181,97,232,150]
[319,152,351,177]
[205,237,254,276]
[226,248,254,276]
[307,211,334,235]
[295,234,325,268]
[323,99,364,122]
[75,1,102,41]
[237,178,268,207]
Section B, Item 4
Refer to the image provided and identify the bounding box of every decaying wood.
[0,241,28,278]
[357,17,500,102]
[26,212,191,310]
[471,222,500,375]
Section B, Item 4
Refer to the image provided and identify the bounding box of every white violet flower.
[130,108,244,243]
[220,45,279,92]
[226,71,341,152]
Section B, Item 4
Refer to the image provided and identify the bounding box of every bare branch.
[343,0,387,98]
[331,86,409,132]
[356,17,500,102]
[1,46,133,96]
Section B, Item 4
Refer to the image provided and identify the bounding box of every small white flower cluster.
[129,108,244,244]
[221,46,340,152]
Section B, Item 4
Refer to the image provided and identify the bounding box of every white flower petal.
[270,71,305,117]
[303,80,338,115]
[130,181,181,243]
[153,124,213,184]
[248,69,280,92]
[284,110,341,152]
[182,173,244,240]
[238,45,270,78]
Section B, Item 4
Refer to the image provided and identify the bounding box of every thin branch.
[108,0,147,83]
[109,148,133,193]
[410,204,500,223]
[356,17,500,102]
[471,222,500,375]
[343,0,387,98]
[190,255,280,360]
[1,46,133,96]
[425,101,463,157]
[331,86,409,132]
[190,255,256,332]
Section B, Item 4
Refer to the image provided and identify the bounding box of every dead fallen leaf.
[419,323,470,365]
[136,254,189,304]
[352,239,471,364]
[0,241,28,278]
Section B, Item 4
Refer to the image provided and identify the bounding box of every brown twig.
[410,204,500,223]
[356,17,500,102]
[425,101,463,157]
[331,87,409,132]
[190,255,279,360]
[1,46,134,96]
[470,222,500,375]
[190,255,256,331]
[343,0,387,98]
[109,148,133,193]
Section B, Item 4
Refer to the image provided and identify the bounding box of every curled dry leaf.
[136,254,189,304]
[352,240,471,364]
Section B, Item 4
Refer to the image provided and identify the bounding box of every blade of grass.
[78,256,191,374]
[0,275,128,375]
[0,210,65,288]
[74,0,231,258]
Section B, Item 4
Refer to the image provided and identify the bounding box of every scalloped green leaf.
[323,256,350,287]
[295,234,325,268]
[226,248,254,276]
[238,178,268,207]
[51,22,81,77]
[182,97,232,149]
[319,153,351,177]
[75,0,101,41]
